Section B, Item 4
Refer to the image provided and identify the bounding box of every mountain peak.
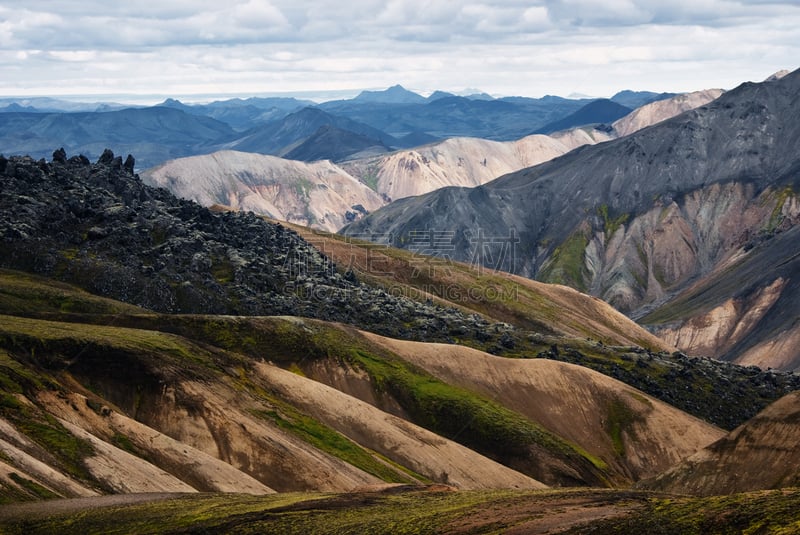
[353,85,426,104]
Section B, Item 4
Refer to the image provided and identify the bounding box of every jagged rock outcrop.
[0,149,495,342]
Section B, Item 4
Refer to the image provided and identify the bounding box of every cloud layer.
[0,0,797,99]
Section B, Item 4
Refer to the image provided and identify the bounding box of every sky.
[0,0,798,103]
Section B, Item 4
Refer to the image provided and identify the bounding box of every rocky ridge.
[0,149,493,342]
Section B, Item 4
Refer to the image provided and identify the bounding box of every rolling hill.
[638,391,800,496]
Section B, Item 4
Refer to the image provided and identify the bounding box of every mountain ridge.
[343,68,800,370]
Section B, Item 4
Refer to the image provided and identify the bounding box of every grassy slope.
[0,271,660,489]
[0,310,612,488]
[0,313,426,500]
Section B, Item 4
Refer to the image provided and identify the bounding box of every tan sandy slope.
[639,391,800,496]
[253,362,544,490]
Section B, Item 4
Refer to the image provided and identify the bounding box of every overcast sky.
[0,1,798,102]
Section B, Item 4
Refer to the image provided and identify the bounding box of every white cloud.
[0,0,796,99]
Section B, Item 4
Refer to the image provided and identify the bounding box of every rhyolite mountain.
[143,87,722,232]
[142,150,384,232]
[344,68,800,371]
[641,221,800,371]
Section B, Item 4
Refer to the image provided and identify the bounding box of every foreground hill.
[0,311,543,498]
[0,274,724,497]
[345,68,800,371]
[639,391,800,496]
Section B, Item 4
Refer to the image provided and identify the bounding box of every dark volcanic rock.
[0,149,490,341]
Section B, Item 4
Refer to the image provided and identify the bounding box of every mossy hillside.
[0,269,148,317]
[605,395,646,456]
[597,204,630,239]
[1,271,795,436]
[3,488,799,535]
[0,315,225,377]
[0,492,330,535]
[0,476,54,504]
[252,403,423,485]
[12,300,796,433]
[766,185,794,232]
[580,489,800,534]
[0,315,431,490]
[165,316,613,485]
[345,349,612,486]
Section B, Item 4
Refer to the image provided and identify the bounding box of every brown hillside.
[286,222,674,350]
[638,391,800,496]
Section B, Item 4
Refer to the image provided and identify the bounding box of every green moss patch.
[251,403,422,485]
[539,230,590,292]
